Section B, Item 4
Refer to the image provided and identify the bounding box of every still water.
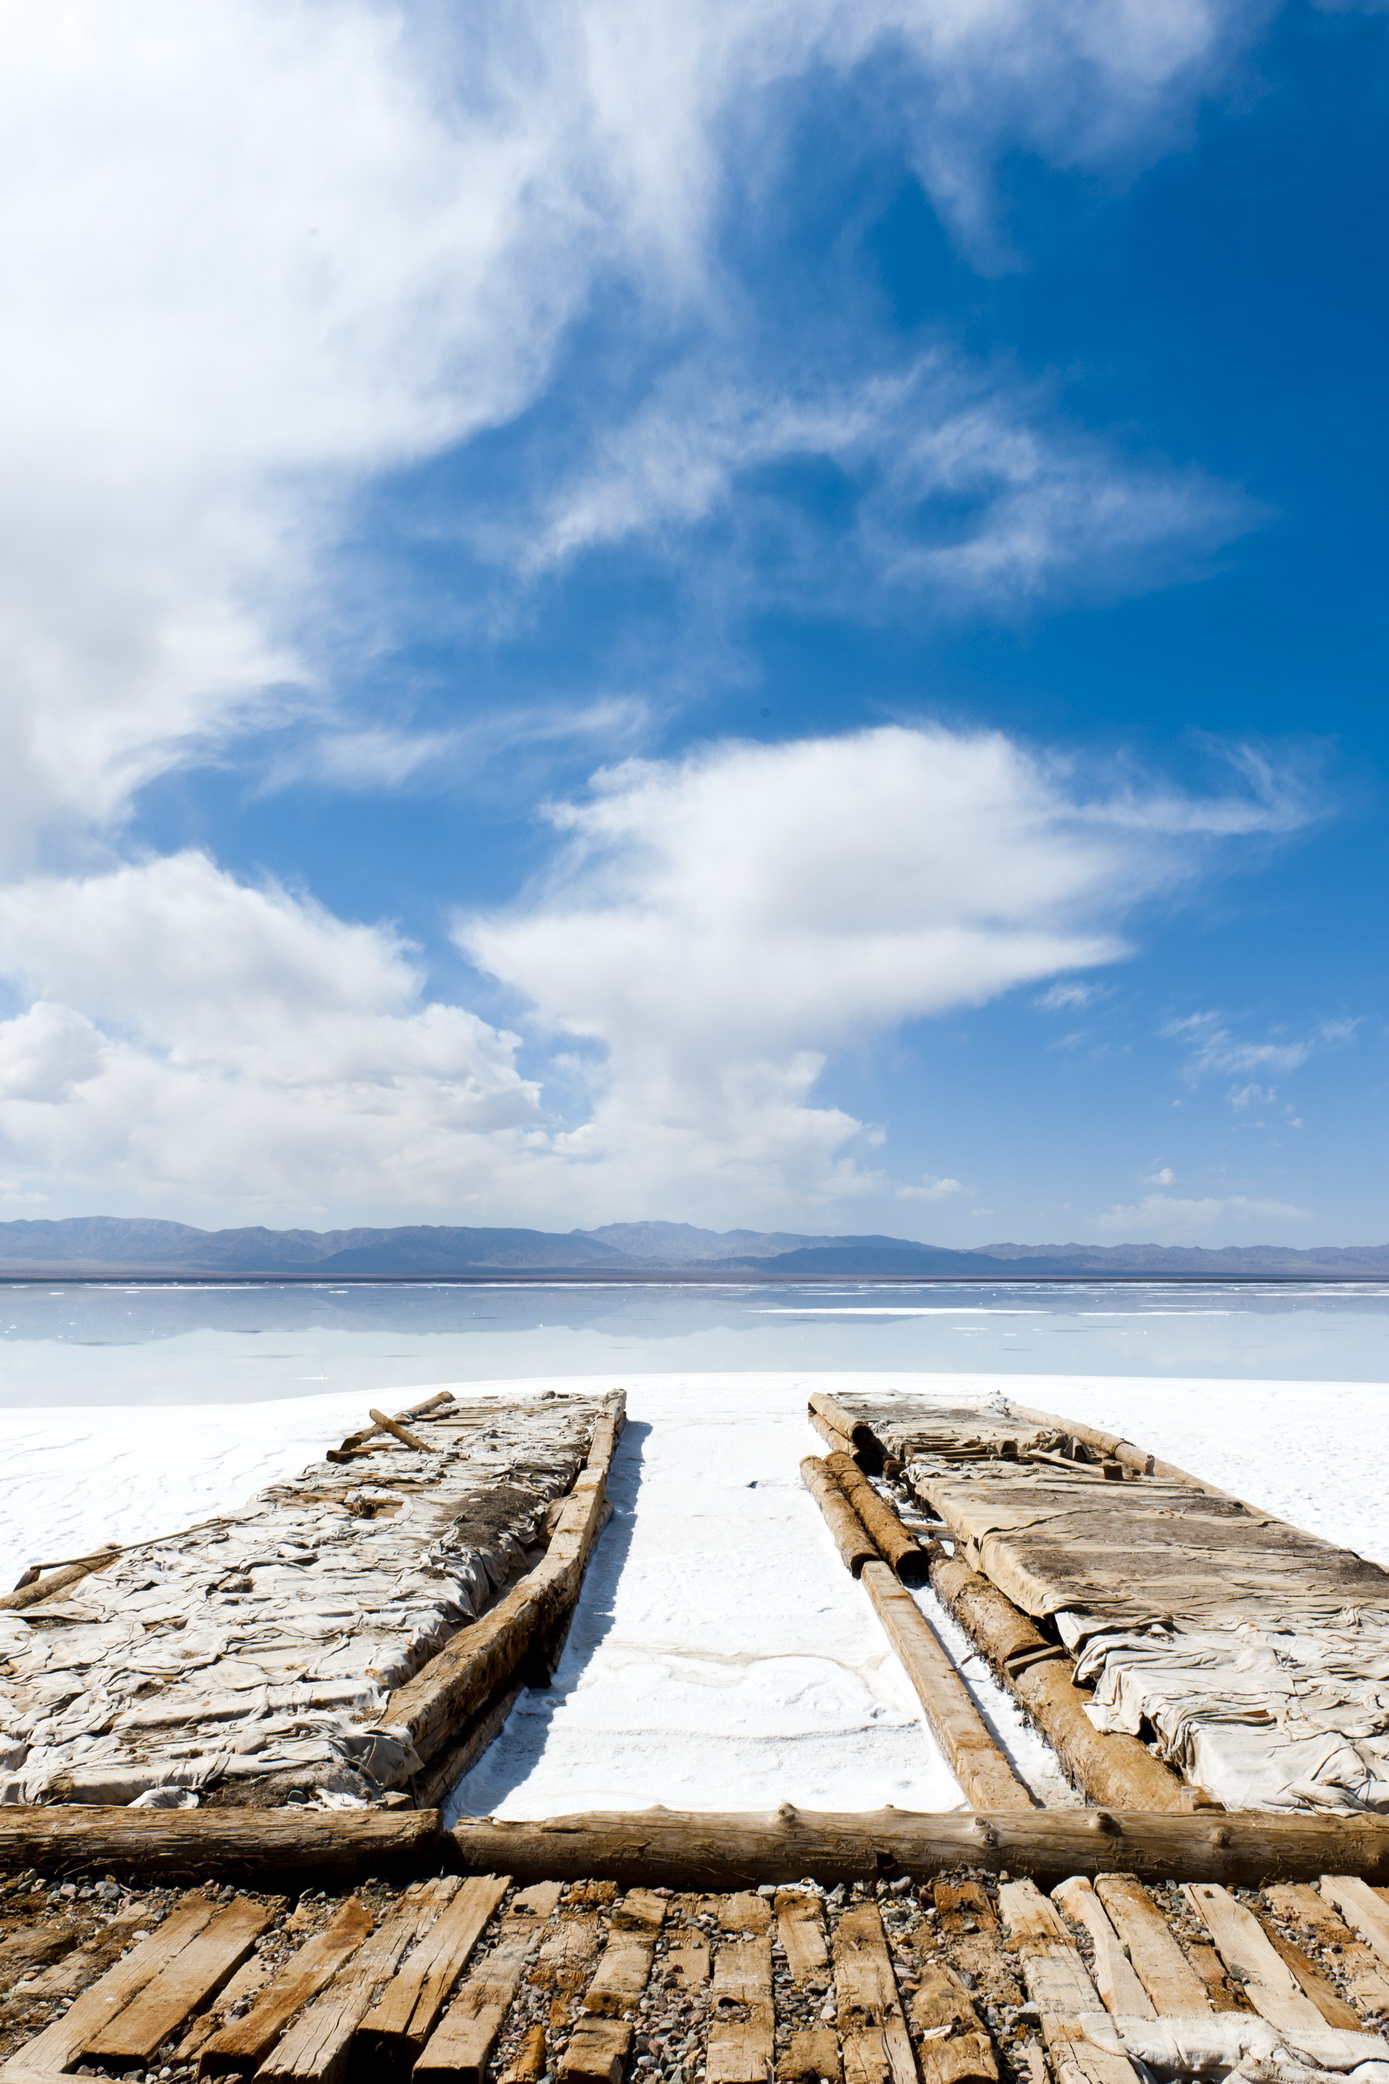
[0,1279,1384,1405]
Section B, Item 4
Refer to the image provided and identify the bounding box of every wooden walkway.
[5,1862,1389,2083]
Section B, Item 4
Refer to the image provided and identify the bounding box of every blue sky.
[0,0,1383,1244]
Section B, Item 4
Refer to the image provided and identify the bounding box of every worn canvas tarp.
[834,1389,1389,1815]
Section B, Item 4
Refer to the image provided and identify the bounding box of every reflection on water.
[0,1279,1384,1405]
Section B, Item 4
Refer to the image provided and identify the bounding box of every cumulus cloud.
[457,723,1306,1215]
[0,855,546,1215]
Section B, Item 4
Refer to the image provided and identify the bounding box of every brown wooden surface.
[860,1560,1036,1813]
[1051,1878,1154,2018]
[0,1804,439,1883]
[1256,1918,1362,2028]
[85,1896,269,2064]
[1090,1875,1212,2016]
[807,1393,882,1471]
[808,1409,857,1461]
[775,1891,829,1987]
[832,1903,916,2084]
[1183,1882,1326,2033]
[800,1458,877,1578]
[998,1880,1138,2084]
[909,1959,998,2084]
[707,1934,774,2084]
[824,1455,931,1586]
[258,1879,452,2084]
[1266,1882,1389,2011]
[357,1873,509,2067]
[450,1808,1389,1889]
[0,1552,118,1613]
[198,1897,375,2074]
[1319,1874,1389,1970]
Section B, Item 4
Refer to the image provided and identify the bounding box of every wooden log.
[327,1390,456,1462]
[1183,1883,1326,2032]
[356,1873,510,2072]
[1265,1883,1389,2012]
[832,1902,915,2084]
[775,1890,829,1987]
[198,1897,375,2075]
[809,1409,857,1461]
[800,1458,877,1577]
[86,1896,270,2065]
[378,1394,624,1770]
[928,1550,1192,1812]
[859,1560,1036,1812]
[413,1680,525,1810]
[449,1807,1389,1891]
[998,1879,1139,2084]
[369,1406,438,1453]
[0,1549,119,1612]
[807,1393,885,1474]
[1091,1876,1212,2016]
[708,1933,775,2084]
[1003,1402,1229,1497]
[824,1454,931,1587]
[1319,1875,1389,1971]
[1052,1877,1155,2017]
[0,1805,439,1884]
[259,1878,454,2084]
[908,1960,998,2084]
[0,1895,219,2082]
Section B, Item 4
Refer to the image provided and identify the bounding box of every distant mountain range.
[0,1215,1383,1278]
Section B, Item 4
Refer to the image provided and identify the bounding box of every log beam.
[825,1452,931,1586]
[0,1807,440,1885]
[447,1808,1389,1891]
[800,1457,877,1577]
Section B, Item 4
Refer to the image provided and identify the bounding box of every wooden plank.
[1052,1878,1155,2018]
[722,1892,773,1935]
[356,1873,509,2067]
[582,1892,665,2017]
[198,1898,374,2075]
[831,1903,915,2084]
[1320,1875,1389,1971]
[780,2028,841,2082]
[708,1934,774,2084]
[860,1561,1036,1813]
[557,2014,633,2084]
[775,1891,829,1987]
[531,1910,606,1991]
[86,1896,270,2064]
[498,2021,548,2084]
[0,1895,219,2082]
[413,1924,542,2084]
[998,1879,1138,2084]
[1183,1883,1326,2033]
[1267,1882,1389,2012]
[258,1878,455,2084]
[176,1949,273,2064]
[933,1880,1021,2009]
[0,1907,151,2024]
[665,1930,712,1989]
[908,1958,998,2084]
[1254,1920,1361,2029]
[1092,1875,1212,2016]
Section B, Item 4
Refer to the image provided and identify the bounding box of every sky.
[0,0,1384,1248]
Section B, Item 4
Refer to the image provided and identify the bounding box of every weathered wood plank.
[582,1892,665,2016]
[722,1892,773,1935]
[707,1934,775,2084]
[860,1561,1037,1813]
[780,2027,841,2082]
[1255,1919,1362,2028]
[908,1958,998,2084]
[1184,1883,1326,2033]
[1266,1882,1389,2012]
[1320,1875,1389,1972]
[775,1891,829,1987]
[832,1902,915,2084]
[557,2014,634,2084]
[0,1895,218,2082]
[1052,1877,1155,2018]
[86,1896,270,2064]
[1091,1875,1212,2017]
[934,1880,1022,2010]
[998,1879,1138,2084]
[414,1925,544,2084]
[355,1873,509,2069]
[258,1877,454,2084]
[449,1807,1389,1889]
[198,1898,374,2075]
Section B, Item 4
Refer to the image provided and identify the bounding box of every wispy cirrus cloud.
[1165,1011,1359,1084]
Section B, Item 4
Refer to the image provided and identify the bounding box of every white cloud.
[1094,1191,1310,1240]
[900,1175,965,1202]
[1035,980,1102,1011]
[0,0,1268,864]
[0,855,547,1216]
[1165,1011,1359,1087]
[457,723,1305,1216]
[1142,1165,1175,1184]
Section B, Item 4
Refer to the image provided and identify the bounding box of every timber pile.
[8,1860,1389,2084]
[813,1390,1389,1818]
[0,1390,623,1812]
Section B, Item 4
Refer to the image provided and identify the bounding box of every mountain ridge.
[0,1215,1381,1277]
